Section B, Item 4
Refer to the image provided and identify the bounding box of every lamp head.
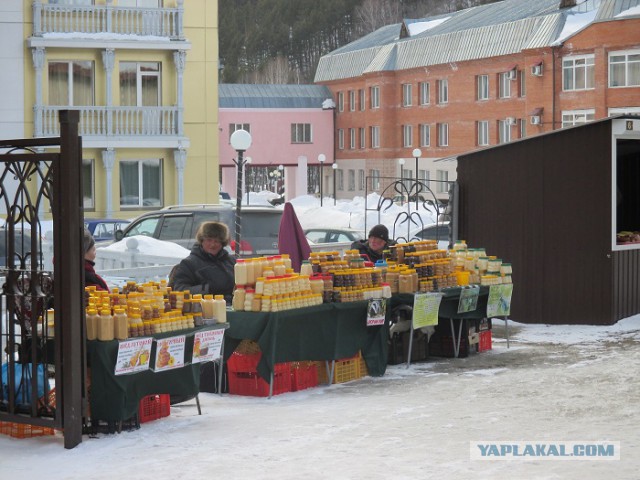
[230,129,252,151]
[412,148,422,158]
[398,158,405,166]
[318,154,326,163]
[332,163,338,170]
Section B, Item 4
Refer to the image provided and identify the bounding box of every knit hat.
[196,221,230,247]
[83,227,95,253]
[368,224,389,243]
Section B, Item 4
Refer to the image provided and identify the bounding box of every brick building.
[315,0,640,201]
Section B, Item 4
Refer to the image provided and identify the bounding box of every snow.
[406,17,451,36]
[553,8,599,45]
[43,32,170,42]
[616,5,640,18]
[99,235,190,259]
[2,193,639,478]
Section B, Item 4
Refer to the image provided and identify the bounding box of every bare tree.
[355,0,403,34]
[254,55,296,84]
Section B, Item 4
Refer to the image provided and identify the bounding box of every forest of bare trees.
[219,0,499,84]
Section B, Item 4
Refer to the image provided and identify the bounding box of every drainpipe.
[552,46,557,130]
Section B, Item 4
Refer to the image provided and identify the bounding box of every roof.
[219,84,334,109]
[315,0,640,82]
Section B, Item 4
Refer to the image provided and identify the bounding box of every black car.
[115,204,282,256]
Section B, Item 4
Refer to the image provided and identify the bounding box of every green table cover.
[390,286,490,320]
[226,301,389,381]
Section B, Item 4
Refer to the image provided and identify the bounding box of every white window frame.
[358,169,365,190]
[291,123,312,143]
[402,83,413,107]
[437,123,448,147]
[561,109,595,128]
[337,169,344,191]
[563,54,595,91]
[477,120,489,146]
[519,118,526,138]
[436,169,449,194]
[419,81,430,105]
[370,86,380,109]
[359,89,365,111]
[402,124,413,147]
[229,123,250,142]
[48,60,95,106]
[477,75,489,100]
[370,126,380,148]
[370,169,380,190]
[419,124,430,147]
[349,128,356,149]
[359,127,366,149]
[338,91,344,112]
[83,158,95,210]
[349,90,356,111]
[499,72,511,98]
[348,169,355,191]
[609,50,640,88]
[519,70,526,97]
[119,61,161,107]
[338,129,344,149]
[437,79,448,104]
[119,158,163,208]
[498,119,511,144]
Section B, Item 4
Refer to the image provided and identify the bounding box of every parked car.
[304,227,365,244]
[84,218,131,243]
[0,228,38,267]
[411,221,451,249]
[114,204,282,256]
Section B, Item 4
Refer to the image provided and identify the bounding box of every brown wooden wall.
[457,119,616,325]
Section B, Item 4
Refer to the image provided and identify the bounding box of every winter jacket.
[350,238,396,263]
[85,259,110,292]
[169,244,236,303]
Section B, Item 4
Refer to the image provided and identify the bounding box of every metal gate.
[0,111,86,448]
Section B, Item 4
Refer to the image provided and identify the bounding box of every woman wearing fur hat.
[169,221,236,302]
[350,224,395,263]
[84,228,110,292]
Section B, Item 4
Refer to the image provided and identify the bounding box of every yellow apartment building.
[0,0,219,220]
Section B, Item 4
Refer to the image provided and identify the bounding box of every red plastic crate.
[138,394,171,423]
[290,362,319,391]
[228,352,291,396]
[0,421,55,439]
[478,330,492,352]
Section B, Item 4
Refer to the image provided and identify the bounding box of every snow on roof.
[42,32,170,42]
[616,5,640,18]
[406,17,451,36]
[553,8,599,45]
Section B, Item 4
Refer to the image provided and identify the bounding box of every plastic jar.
[232,285,246,311]
[213,295,227,323]
[97,309,114,341]
[113,308,128,340]
[234,259,248,285]
[202,294,215,318]
[86,308,99,341]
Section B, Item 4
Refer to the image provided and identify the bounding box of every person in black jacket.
[84,227,110,292]
[169,221,236,303]
[350,224,395,263]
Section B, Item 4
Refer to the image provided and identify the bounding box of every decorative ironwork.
[364,174,456,246]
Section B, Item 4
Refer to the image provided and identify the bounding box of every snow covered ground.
[2,192,639,478]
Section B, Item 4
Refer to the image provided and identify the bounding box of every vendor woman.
[169,221,236,303]
[350,224,395,263]
[84,228,110,292]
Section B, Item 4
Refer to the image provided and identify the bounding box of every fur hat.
[83,227,95,253]
[196,221,229,247]
[368,224,389,243]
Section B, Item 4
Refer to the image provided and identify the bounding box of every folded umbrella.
[278,202,311,272]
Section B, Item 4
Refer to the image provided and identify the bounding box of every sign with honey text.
[192,329,225,363]
[154,335,186,372]
[457,286,480,314]
[366,299,387,326]
[486,284,514,317]
[412,292,444,329]
[114,337,153,376]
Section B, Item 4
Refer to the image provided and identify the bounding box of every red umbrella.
[278,202,311,272]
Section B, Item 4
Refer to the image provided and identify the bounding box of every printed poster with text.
[192,329,225,363]
[412,292,444,329]
[486,284,514,317]
[366,299,387,326]
[154,335,186,372]
[114,337,153,376]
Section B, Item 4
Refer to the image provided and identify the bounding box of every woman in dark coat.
[350,224,395,263]
[84,228,110,292]
[169,221,236,303]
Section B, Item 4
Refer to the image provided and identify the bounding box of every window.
[370,86,380,108]
[477,121,489,146]
[419,124,430,147]
[349,90,356,111]
[291,123,312,143]
[437,79,448,104]
[519,118,526,138]
[370,169,380,190]
[402,125,413,147]
[48,60,94,106]
[83,158,94,209]
[120,62,160,106]
[348,169,355,191]
[337,169,344,191]
[498,120,511,144]
[402,84,412,107]
[499,72,511,98]
[477,75,489,100]
[370,126,380,148]
[437,123,448,147]
[338,129,344,149]
[609,50,640,87]
[120,159,162,208]
[519,70,526,97]
[419,82,430,105]
[359,128,366,149]
[436,170,449,194]
[349,128,356,149]
[561,109,595,128]
[338,91,344,112]
[563,55,595,90]
[358,169,365,190]
[609,107,640,116]
[419,169,430,182]
[359,89,365,111]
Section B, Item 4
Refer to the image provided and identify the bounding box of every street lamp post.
[332,163,338,205]
[318,153,326,206]
[398,158,406,204]
[230,129,252,256]
[278,164,284,198]
[412,148,422,209]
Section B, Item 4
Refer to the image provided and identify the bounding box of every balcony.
[35,106,183,142]
[32,1,184,40]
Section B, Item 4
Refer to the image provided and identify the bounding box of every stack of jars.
[232,273,322,312]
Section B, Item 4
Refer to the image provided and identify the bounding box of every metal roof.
[219,84,333,109]
[315,0,637,82]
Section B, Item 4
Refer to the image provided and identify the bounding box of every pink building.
[219,84,335,200]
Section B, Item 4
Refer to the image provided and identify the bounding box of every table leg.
[195,395,202,415]
[406,328,414,369]
[268,371,274,398]
[218,334,226,396]
[504,316,510,348]
[324,360,335,385]
[450,318,463,358]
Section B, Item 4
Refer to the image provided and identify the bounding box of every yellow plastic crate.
[317,351,366,384]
